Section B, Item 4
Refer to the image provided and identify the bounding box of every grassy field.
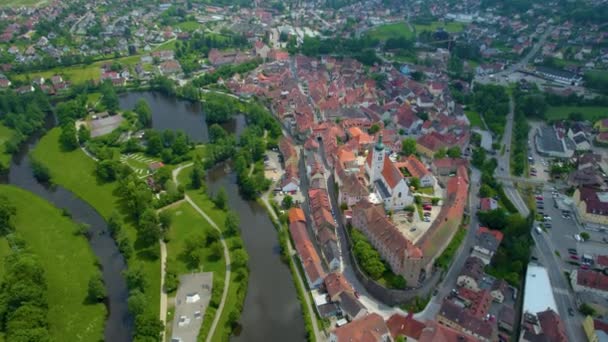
[32,128,160,316]
[546,106,607,122]
[0,124,14,166]
[366,22,414,40]
[414,21,465,33]
[175,21,202,32]
[1,0,47,7]
[466,110,484,128]
[0,185,105,342]
[164,202,227,339]
[174,166,247,341]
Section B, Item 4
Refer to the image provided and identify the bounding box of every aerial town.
[0,0,607,342]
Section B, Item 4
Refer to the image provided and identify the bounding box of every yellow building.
[573,188,608,226]
[583,316,598,342]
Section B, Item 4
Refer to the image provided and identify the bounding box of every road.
[495,97,585,342]
[159,240,168,342]
[416,168,482,321]
[475,25,554,85]
[172,164,232,342]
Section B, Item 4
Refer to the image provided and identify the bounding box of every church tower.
[371,134,385,182]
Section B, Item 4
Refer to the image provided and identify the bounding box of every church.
[365,135,413,211]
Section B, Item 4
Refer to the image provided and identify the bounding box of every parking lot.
[527,122,551,182]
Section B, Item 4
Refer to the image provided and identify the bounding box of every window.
[398,192,402,198]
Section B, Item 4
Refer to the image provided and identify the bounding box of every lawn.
[173,165,247,341]
[1,0,47,7]
[175,21,202,32]
[32,128,160,316]
[366,22,414,40]
[466,110,484,128]
[0,185,105,342]
[164,202,227,340]
[414,21,465,33]
[0,123,15,166]
[545,106,607,122]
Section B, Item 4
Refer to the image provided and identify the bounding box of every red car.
[570,255,579,260]
[581,265,589,270]
[423,207,432,211]
[535,196,544,200]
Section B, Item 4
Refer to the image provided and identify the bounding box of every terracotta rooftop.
[288,207,306,224]
[438,300,494,340]
[576,269,608,292]
[386,313,426,340]
[324,272,353,299]
[289,220,325,285]
[537,308,567,342]
[331,313,389,342]
[579,187,608,216]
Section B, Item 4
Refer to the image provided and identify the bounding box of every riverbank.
[31,128,161,317]
[0,185,105,342]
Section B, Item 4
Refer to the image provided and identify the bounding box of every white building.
[523,264,558,315]
[365,136,413,211]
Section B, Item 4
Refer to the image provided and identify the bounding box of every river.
[2,90,304,342]
[122,91,306,341]
[4,116,133,342]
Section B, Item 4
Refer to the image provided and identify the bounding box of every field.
[366,22,414,40]
[174,166,247,341]
[120,153,160,177]
[545,106,607,122]
[0,124,14,166]
[465,110,483,128]
[0,185,105,342]
[414,21,465,33]
[32,128,160,316]
[13,55,144,85]
[1,0,47,7]
[175,21,202,32]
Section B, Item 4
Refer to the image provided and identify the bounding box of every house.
[571,269,608,299]
[365,135,414,211]
[437,300,495,342]
[433,158,468,177]
[457,256,485,291]
[338,173,369,208]
[490,279,509,303]
[471,227,503,265]
[0,78,10,88]
[338,292,367,321]
[329,313,391,342]
[324,272,353,302]
[498,305,515,333]
[536,66,581,86]
[418,320,478,342]
[573,187,608,226]
[288,208,326,288]
[537,308,568,342]
[398,155,435,188]
[386,313,426,341]
[309,188,337,233]
[352,200,423,286]
[281,163,300,193]
[479,197,498,212]
[254,41,270,59]
[159,60,182,75]
[455,287,492,319]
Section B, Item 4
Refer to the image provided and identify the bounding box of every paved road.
[259,190,324,342]
[416,168,482,321]
[159,240,168,342]
[495,97,585,342]
[172,164,232,342]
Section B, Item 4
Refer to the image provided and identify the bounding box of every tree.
[409,177,420,189]
[158,210,172,234]
[281,195,294,209]
[100,82,119,114]
[87,273,106,302]
[231,249,249,269]
[30,158,51,183]
[213,187,228,210]
[447,146,461,158]
[471,148,486,168]
[368,124,380,134]
[225,211,240,236]
[434,148,447,159]
[477,208,508,230]
[137,208,161,247]
[0,194,16,235]
[190,157,205,190]
[209,124,228,143]
[134,312,164,341]
[579,303,596,316]
[183,234,205,269]
[479,184,495,198]
[210,241,223,261]
[580,232,590,241]
[134,99,152,128]
[59,123,78,151]
[401,138,417,156]
[145,131,163,156]
[127,290,147,316]
[124,263,147,292]
[78,125,90,144]
[153,166,172,187]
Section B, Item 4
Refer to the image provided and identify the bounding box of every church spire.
[374,133,385,152]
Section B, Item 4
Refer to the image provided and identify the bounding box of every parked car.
[538,206,544,210]
[543,216,552,221]
[424,212,431,217]
[568,308,574,316]
[570,255,579,260]
[423,207,432,211]
[568,248,577,254]
[581,264,590,270]
[536,196,544,200]
[574,234,583,242]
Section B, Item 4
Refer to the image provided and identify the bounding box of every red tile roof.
[289,220,326,285]
[418,320,478,342]
[537,309,567,342]
[381,156,405,189]
[332,313,389,342]
[477,227,504,244]
[579,187,608,216]
[597,255,608,267]
[386,313,426,340]
[576,269,608,292]
[288,208,306,224]
[324,272,353,299]
[400,155,430,179]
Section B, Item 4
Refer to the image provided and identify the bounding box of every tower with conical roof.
[370,134,385,182]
